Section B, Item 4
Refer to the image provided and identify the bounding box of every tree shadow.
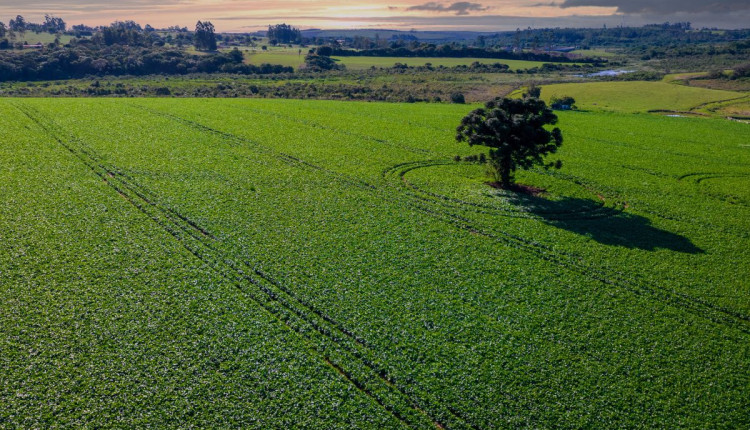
[505,193,704,254]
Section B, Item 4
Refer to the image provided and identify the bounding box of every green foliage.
[267,24,302,45]
[731,62,750,79]
[315,46,333,56]
[194,20,217,51]
[456,97,563,186]
[449,92,465,104]
[523,84,541,99]
[101,20,145,46]
[0,45,291,81]
[550,95,576,110]
[8,15,26,33]
[304,53,344,72]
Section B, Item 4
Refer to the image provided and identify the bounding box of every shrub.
[450,92,465,104]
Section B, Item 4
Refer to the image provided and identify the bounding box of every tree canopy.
[267,24,301,45]
[194,21,217,51]
[303,53,343,72]
[456,97,563,188]
[8,15,26,33]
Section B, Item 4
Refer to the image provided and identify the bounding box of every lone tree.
[194,21,217,51]
[456,97,563,189]
[267,24,302,44]
[303,52,344,72]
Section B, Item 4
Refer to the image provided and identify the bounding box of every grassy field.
[241,47,305,67]
[244,47,579,71]
[10,31,74,45]
[1,94,748,427]
[243,47,308,68]
[537,81,746,113]
[570,48,621,58]
[331,56,575,71]
[717,100,750,118]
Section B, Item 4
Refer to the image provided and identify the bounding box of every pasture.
[535,80,746,113]
[243,47,576,71]
[242,47,307,68]
[330,56,576,71]
[1,94,749,428]
[9,32,75,46]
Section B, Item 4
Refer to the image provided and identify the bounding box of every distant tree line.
[480,24,750,50]
[100,21,146,46]
[0,44,292,81]
[634,40,750,60]
[5,14,66,34]
[327,44,594,63]
[0,18,298,81]
[1,78,475,103]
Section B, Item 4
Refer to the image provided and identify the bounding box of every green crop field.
[537,81,745,113]
[1,96,749,428]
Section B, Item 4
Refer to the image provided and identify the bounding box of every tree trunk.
[499,157,513,188]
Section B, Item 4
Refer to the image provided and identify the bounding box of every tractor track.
[134,103,750,337]
[13,101,480,430]
[383,160,625,221]
[19,99,750,427]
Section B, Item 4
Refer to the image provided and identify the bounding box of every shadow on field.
[508,194,704,253]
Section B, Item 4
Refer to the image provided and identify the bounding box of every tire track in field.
[123,104,627,424]
[678,172,750,207]
[134,104,750,337]
[616,165,750,238]
[43,100,750,425]
[67,101,750,425]
[127,103,488,429]
[589,137,750,168]
[12,101,472,430]
[623,166,750,209]
[384,165,750,334]
[380,164,750,336]
[384,160,625,221]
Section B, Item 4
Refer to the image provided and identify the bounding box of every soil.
[487,182,546,197]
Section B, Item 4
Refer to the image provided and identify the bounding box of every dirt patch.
[487,182,546,196]
[686,78,750,92]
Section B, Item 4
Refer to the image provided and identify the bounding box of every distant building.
[23,44,44,49]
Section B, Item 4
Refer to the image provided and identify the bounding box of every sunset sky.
[1,0,748,32]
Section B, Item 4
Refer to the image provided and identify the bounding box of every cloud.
[559,0,750,14]
[406,2,489,16]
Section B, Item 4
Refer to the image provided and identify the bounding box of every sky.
[1,0,749,32]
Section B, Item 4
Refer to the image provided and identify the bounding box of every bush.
[450,92,465,104]
[550,95,576,110]
[315,46,333,56]
[731,62,750,79]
